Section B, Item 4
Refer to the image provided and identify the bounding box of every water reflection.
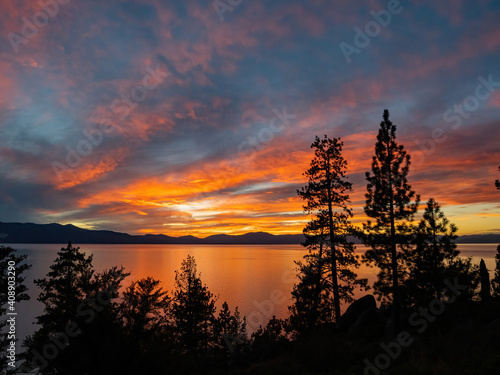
[7,243,497,341]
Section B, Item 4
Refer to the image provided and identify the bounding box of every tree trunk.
[329,212,340,324]
[432,222,440,300]
[389,172,400,335]
[312,235,324,328]
[326,161,341,324]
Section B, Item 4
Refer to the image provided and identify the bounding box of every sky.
[0,0,499,237]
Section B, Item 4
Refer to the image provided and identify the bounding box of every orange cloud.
[53,148,129,189]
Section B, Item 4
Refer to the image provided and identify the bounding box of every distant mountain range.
[0,222,305,244]
[0,222,498,245]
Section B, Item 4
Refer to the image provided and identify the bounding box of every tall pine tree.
[120,277,171,373]
[171,255,217,353]
[33,242,95,334]
[213,302,247,357]
[289,213,333,333]
[492,245,500,298]
[496,166,500,189]
[406,199,460,305]
[120,277,170,339]
[24,243,129,375]
[363,110,419,333]
[295,135,367,326]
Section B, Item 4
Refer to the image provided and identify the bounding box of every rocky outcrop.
[347,307,380,335]
[337,295,377,332]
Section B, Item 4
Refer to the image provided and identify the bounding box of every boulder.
[348,307,380,336]
[337,295,377,332]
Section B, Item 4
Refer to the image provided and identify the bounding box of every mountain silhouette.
[0,222,306,244]
[0,222,497,245]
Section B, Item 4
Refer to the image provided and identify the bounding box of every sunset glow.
[1,0,499,237]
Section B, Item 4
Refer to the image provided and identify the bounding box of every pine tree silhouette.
[363,110,419,334]
[295,135,367,327]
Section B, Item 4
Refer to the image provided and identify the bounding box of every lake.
[4,243,498,341]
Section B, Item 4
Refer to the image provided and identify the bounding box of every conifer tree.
[406,199,459,305]
[496,166,500,189]
[214,302,247,356]
[289,214,332,333]
[121,277,170,338]
[492,171,499,297]
[251,316,288,358]
[34,242,95,333]
[295,135,367,325]
[24,242,128,374]
[171,255,217,353]
[120,277,170,373]
[444,257,480,301]
[492,245,500,298]
[363,110,419,333]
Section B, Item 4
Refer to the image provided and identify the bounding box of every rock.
[348,307,380,336]
[337,295,377,332]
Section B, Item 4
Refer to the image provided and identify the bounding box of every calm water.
[4,243,498,341]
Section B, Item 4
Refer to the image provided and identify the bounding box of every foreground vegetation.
[2,242,499,375]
